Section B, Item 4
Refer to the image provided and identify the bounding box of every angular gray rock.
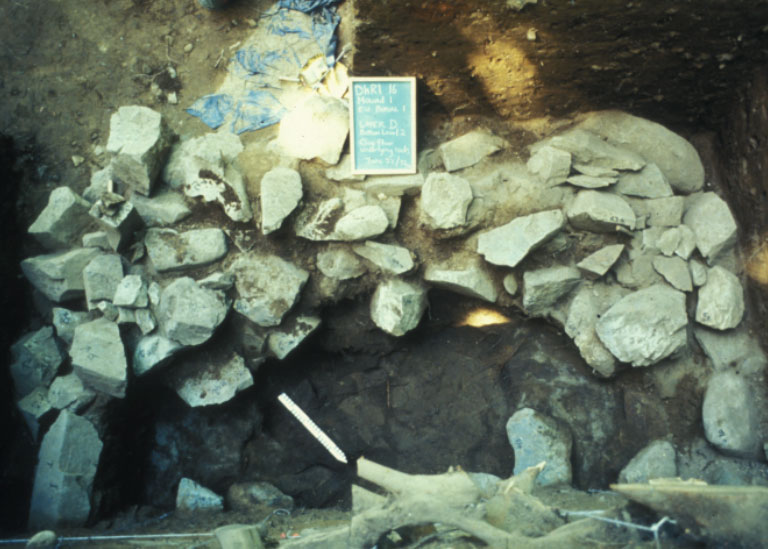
[352,241,415,275]
[363,173,424,196]
[565,174,616,189]
[47,373,95,411]
[28,411,103,529]
[424,256,498,303]
[596,284,688,367]
[260,167,303,234]
[145,228,228,272]
[333,205,389,241]
[477,209,565,268]
[614,163,673,198]
[69,318,128,398]
[17,387,52,440]
[689,259,708,287]
[522,266,581,316]
[683,192,738,264]
[526,145,571,186]
[675,225,697,260]
[134,308,157,335]
[129,190,192,227]
[576,110,704,194]
[694,325,767,372]
[198,272,235,291]
[534,128,645,172]
[695,266,744,330]
[618,440,678,484]
[576,244,624,279]
[370,279,428,336]
[82,254,124,310]
[157,277,230,346]
[28,187,93,250]
[229,253,308,327]
[503,274,518,296]
[341,188,401,230]
[52,308,92,347]
[21,248,100,302]
[171,352,253,407]
[439,129,507,172]
[506,408,572,486]
[81,231,114,250]
[653,256,693,292]
[626,196,684,228]
[317,248,366,280]
[10,327,64,398]
[133,334,183,376]
[164,132,244,190]
[702,371,760,458]
[566,190,636,232]
[113,274,148,308]
[88,196,143,250]
[106,105,172,196]
[277,94,348,165]
[268,315,322,359]
[419,172,474,230]
[176,477,224,512]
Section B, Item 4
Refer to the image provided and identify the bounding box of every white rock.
[507,0,538,11]
[439,129,506,172]
[675,225,697,260]
[614,163,673,198]
[277,94,348,164]
[21,248,100,302]
[477,209,565,268]
[596,284,688,367]
[28,187,94,250]
[52,308,92,347]
[134,309,157,335]
[565,283,627,377]
[695,266,744,330]
[352,241,414,275]
[618,440,678,484]
[129,190,191,227]
[69,318,128,398]
[145,228,228,272]
[317,248,366,280]
[370,279,427,336]
[176,478,224,512]
[702,371,760,458]
[268,315,322,359]
[576,244,624,279]
[565,174,616,189]
[576,110,704,194]
[566,190,635,232]
[503,274,518,295]
[653,256,693,292]
[573,164,618,177]
[333,205,389,240]
[522,266,581,316]
[341,188,400,229]
[229,253,308,327]
[116,307,136,325]
[625,196,684,228]
[534,128,645,172]
[157,277,230,346]
[106,105,172,195]
[657,228,681,256]
[47,373,95,411]
[694,325,767,372]
[424,256,498,302]
[82,254,124,310]
[133,334,183,376]
[10,327,64,399]
[199,272,236,291]
[172,352,253,407]
[164,132,244,189]
[294,198,344,241]
[419,172,474,230]
[260,167,303,235]
[112,274,148,308]
[28,411,103,529]
[526,145,571,186]
[683,192,738,264]
[689,259,708,287]
[81,231,114,250]
[614,250,663,290]
[506,408,572,486]
[363,173,424,196]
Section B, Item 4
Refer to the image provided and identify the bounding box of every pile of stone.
[12,102,767,529]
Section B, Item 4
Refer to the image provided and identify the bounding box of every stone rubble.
[506,408,573,486]
[439,129,507,172]
[176,477,224,512]
[82,253,124,310]
[424,255,498,303]
[682,192,738,264]
[526,145,571,186]
[370,278,427,336]
[652,255,693,292]
[566,190,636,232]
[614,163,673,198]
[171,352,253,407]
[353,241,415,275]
[145,228,228,272]
[477,209,565,267]
[576,244,624,278]
[267,315,322,359]
[419,172,474,230]
[17,387,52,440]
[69,318,128,398]
[522,265,581,317]
[21,248,100,302]
[157,277,230,345]
[28,187,94,250]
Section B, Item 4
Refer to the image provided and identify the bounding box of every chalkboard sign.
[349,77,417,175]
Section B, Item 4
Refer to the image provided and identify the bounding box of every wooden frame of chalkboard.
[349,76,417,175]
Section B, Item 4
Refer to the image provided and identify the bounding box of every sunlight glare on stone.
[459,307,512,327]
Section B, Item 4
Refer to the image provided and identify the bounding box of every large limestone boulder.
[695,266,744,330]
[596,284,688,367]
[28,187,94,250]
[69,318,128,398]
[106,105,173,196]
[157,277,230,346]
[10,327,64,399]
[370,279,427,336]
[477,209,565,268]
[28,411,103,529]
[506,408,573,486]
[229,253,309,327]
[419,172,474,230]
[702,371,761,458]
[575,110,704,194]
[145,228,228,272]
[682,192,738,264]
[21,248,100,302]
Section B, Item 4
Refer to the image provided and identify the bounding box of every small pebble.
[167,92,179,105]
[71,155,85,167]
[527,28,538,41]
[184,43,194,53]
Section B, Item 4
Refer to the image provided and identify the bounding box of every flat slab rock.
[145,227,228,272]
[424,257,498,303]
[439,129,507,172]
[170,352,253,407]
[353,241,414,275]
[533,127,645,172]
[477,209,565,268]
[566,190,636,232]
[596,284,688,367]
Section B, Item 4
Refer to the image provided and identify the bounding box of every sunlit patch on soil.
[458,307,512,327]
